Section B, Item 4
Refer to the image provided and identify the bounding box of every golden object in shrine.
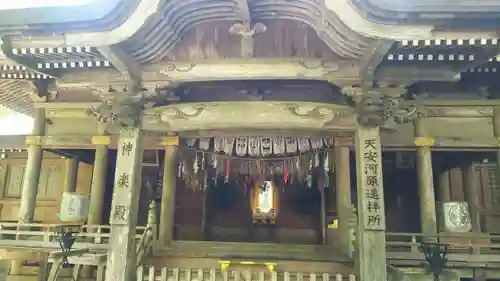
[218,260,277,272]
[250,181,279,224]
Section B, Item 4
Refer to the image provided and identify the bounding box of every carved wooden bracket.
[341,86,426,128]
[85,95,152,129]
[353,96,426,128]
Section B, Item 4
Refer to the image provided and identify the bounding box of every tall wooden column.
[493,107,500,191]
[159,136,178,246]
[462,165,481,232]
[63,157,79,193]
[105,128,144,281]
[335,143,352,255]
[18,108,46,223]
[82,125,110,279]
[414,119,437,234]
[11,108,46,275]
[355,125,387,281]
[88,124,110,225]
[437,170,451,202]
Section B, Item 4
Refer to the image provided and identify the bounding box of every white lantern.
[59,192,89,222]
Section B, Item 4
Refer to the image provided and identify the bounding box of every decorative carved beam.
[97,45,142,91]
[229,0,266,58]
[58,59,361,89]
[359,40,395,87]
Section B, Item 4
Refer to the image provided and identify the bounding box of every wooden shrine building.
[0,1,500,281]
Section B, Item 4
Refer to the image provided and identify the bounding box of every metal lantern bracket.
[419,242,449,281]
[57,229,77,267]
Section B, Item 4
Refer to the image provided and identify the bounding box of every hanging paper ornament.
[214,137,224,152]
[212,154,217,168]
[261,137,272,156]
[310,138,323,149]
[186,138,197,147]
[249,137,260,156]
[236,137,248,156]
[178,161,185,178]
[298,137,310,152]
[193,153,199,175]
[273,137,285,155]
[199,138,210,150]
[323,137,334,148]
[201,153,205,171]
[285,137,297,153]
[225,159,230,183]
[324,152,330,172]
[203,173,208,190]
[224,138,235,155]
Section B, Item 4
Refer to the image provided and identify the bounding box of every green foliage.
[0,107,9,119]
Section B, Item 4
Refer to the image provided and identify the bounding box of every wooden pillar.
[437,170,451,202]
[355,125,387,281]
[11,108,46,275]
[88,124,110,225]
[462,164,481,232]
[414,119,437,234]
[82,125,110,279]
[105,128,144,281]
[493,107,500,191]
[335,143,352,255]
[17,108,46,223]
[10,108,46,275]
[63,157,79,193]
[159,136,178,246]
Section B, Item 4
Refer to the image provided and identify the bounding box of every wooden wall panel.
[474,164,500,233]
[76,162,93,195]
[423,117,494,139]
[380,122,414,147]
[45,118,98,135]
[0,151,85,223]
[254,20,337,59]
[4,164,24,198]
[164,20,337,60]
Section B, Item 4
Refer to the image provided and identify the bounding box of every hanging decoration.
[176,136,335,208]
[187,136,333,156]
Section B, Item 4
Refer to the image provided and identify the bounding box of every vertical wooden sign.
[109,128,143,225]
[355,125,387,281]
[106,128,143,281]
[355,125,386,231]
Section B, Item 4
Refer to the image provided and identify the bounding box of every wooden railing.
[386,232,500,255]
[136,267,356,281]
[0,222,147,246]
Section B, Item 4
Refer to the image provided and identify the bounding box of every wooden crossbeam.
[0,248,48,261]
[50,248,89,259]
